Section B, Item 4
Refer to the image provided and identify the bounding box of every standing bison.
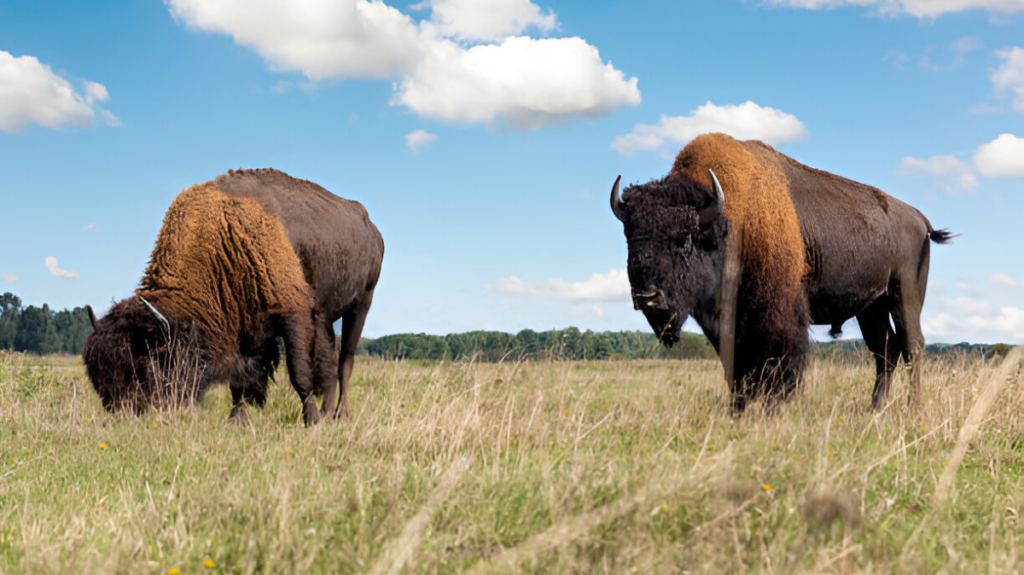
[84,184,334,426]
[212,168,384,419]
[610,133,953,413]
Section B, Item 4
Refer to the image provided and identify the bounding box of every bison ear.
[610,175,626,222]
[696,169,725,227]
[86,305,97,331]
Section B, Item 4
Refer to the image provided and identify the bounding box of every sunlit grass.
[0,350,1019,574]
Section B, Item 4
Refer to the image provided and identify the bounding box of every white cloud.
[955,281,980,293]
[924,273,1024,343]
[1,274,16,283]
[992,273,1024,290]
[44,257,78,280]
[569,303,607,318]
[896,155,978,191]
[484,268,630,301]
[924,297,1024,342]
[973,133,1024,177]
[421,0,558,43]
[168,0,426,79]
[0,51,116,133]
[395,36,640,129]
[612,101,808,156]
[405,129,438,152]
[99,109,122,127]
[167,0,639,129]
[84,223,97,231]
[767,0,1024,18]
[991,47,1024,111]
[968,103,1003,114]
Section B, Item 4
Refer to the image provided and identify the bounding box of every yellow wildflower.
[24,448,31,455]
[99,443,108,450]
[168,569,180,575]
[762,483,772,491]
[204,558,216,568]
[150,421,159,429]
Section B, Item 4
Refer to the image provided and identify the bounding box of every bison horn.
[610,175,625,222]
[138,296,170,336]
[86,305,97,331]
[697,169,726,227]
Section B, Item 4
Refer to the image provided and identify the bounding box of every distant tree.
[15,304,50,354]
[0,292,21,350]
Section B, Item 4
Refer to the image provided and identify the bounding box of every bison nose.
[632,287,667,311]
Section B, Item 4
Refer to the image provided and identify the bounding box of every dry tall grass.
[0,350,1019,574]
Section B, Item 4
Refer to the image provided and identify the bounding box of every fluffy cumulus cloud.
[421,0,557,42]
[612,101,808,156]
[896,155,978,191]
[767,0,1024,18]
[44,257,78,280]
[972,133,1024,177]
[397,36,639,129]
[405,129,438,152]
[167,0,639,129]
[484,268,630,301]
[0,51,118,133]
[992,47,1024,111]
[169,0,426,79]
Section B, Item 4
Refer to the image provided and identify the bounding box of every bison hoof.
[229,405,250,426]
[302,397,320,427]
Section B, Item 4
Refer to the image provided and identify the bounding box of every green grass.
[0,350,1020,574]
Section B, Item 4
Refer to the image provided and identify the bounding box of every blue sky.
[0,0,1022,343]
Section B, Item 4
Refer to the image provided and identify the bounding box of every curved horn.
[610,175,625,222]
[86,305,97,331]
[138,295,170,336]
[697,168,726,227]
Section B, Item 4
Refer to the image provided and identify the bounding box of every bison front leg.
[282,315,320,427]
[229,386,249,425]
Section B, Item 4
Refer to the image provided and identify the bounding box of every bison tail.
[929,229,958,244]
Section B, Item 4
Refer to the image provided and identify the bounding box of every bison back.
[212,168,384,321]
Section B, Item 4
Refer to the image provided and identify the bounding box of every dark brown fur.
[83,185,333,425]
[212,168,384,418]
[615,133,952,412]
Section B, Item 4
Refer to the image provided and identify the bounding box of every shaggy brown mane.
[670,134,807,308]
[139,184,315,370]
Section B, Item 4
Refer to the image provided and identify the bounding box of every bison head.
[611,170,730,347]
[82,296,208,413]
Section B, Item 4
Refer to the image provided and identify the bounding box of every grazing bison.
[83,184,333,426]
[610,133,953,413]
[213,168,384,419]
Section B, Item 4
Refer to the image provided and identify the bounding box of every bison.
[213,168,384,419]
[83,184,333,426]
[610,133,953,413]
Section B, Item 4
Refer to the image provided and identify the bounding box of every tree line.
[0,293,93,355]
[357,327,718,362]
[0,291,1010,361]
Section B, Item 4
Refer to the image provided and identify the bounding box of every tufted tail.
[929,229,958,244]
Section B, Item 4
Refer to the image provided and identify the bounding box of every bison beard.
[613,133,952,414]
[83,184,334,426]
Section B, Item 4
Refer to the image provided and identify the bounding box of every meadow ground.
[0,350,1020,574]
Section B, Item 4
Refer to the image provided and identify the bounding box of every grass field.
[0,349,1020,574]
